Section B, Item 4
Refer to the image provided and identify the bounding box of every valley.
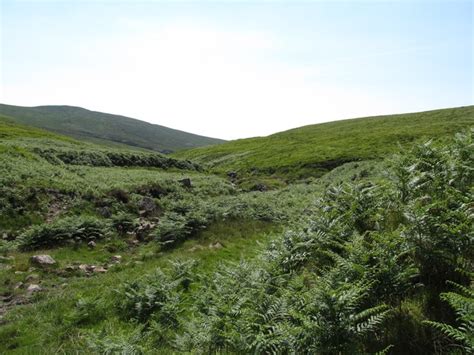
[0,107,472,353]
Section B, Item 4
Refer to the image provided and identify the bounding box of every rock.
[79,264,94,273]
[209,242,223,250]
[111,255,122,263]
[64,265,76,272]
[14,271,24,275]
[179,178,192,188]
[25,274,40,283]
[130,239,140,246]
[30,255,56,266]
[227,171,238,179]
[252,183,267,192]
[14,282,24,290]
[27,284,42,293]
[137,197,157,217]
[93,266,107,273]
[189,245,205,252]
[2,233,8,240]
[87,240,97,249]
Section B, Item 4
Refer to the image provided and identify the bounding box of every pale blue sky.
[1,0,472,139]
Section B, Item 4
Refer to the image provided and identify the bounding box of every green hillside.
[174,106,474,180]
[0,111,473,353]
[0,104,225,153]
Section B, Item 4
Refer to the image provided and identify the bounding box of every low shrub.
[19,215,110,250]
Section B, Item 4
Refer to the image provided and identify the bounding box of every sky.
[1,0,472,140]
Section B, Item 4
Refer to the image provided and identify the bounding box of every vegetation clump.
[19,216,110,250]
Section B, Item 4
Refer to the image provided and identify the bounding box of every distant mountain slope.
[0,104,225,153]
[174,106,474,180]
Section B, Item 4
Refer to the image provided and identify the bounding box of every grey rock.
[79,264,94,273]
[111,255,122,263]
[87,240,97,249]
[30,255,56,266]
[209,242,223,250]
[138,197,157,216]
[27,284,42,293]
[93,266,107,273]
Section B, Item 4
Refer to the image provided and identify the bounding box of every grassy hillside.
[0,111,472,354]
[174,106,474,180]
[0,104,225,153]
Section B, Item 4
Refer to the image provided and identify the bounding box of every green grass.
[1,106,470,353]
[0,104,225,153]
[174,106,474,181]
[0,220,281,354]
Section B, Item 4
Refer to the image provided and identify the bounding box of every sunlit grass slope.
[174,106,474,180]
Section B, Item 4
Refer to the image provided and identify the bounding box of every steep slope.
[0,104,225,153]
[174,106,474,180]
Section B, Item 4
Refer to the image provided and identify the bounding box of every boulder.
[30,255,56,266]
[87,240,97,249]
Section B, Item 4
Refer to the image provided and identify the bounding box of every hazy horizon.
[1,0,472,139]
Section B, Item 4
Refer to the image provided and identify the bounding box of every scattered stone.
[93,266,107,273]
[65,265,76,272]
[111,255,122,263]
[79,264,94,273]
[209,242,223,250]
[14,271,25,275]
[88,240,97,249]
[14,282,24,290]
[135,219,157,240]
[30,255,56,266]
[27,267,37,273]
[130,239,140,247]
[25,274,40,283]
[26,284,42,293]
[189,245,205,252]
[138,197,157,217]
[2,233,8,240]
[179,178,192,188]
